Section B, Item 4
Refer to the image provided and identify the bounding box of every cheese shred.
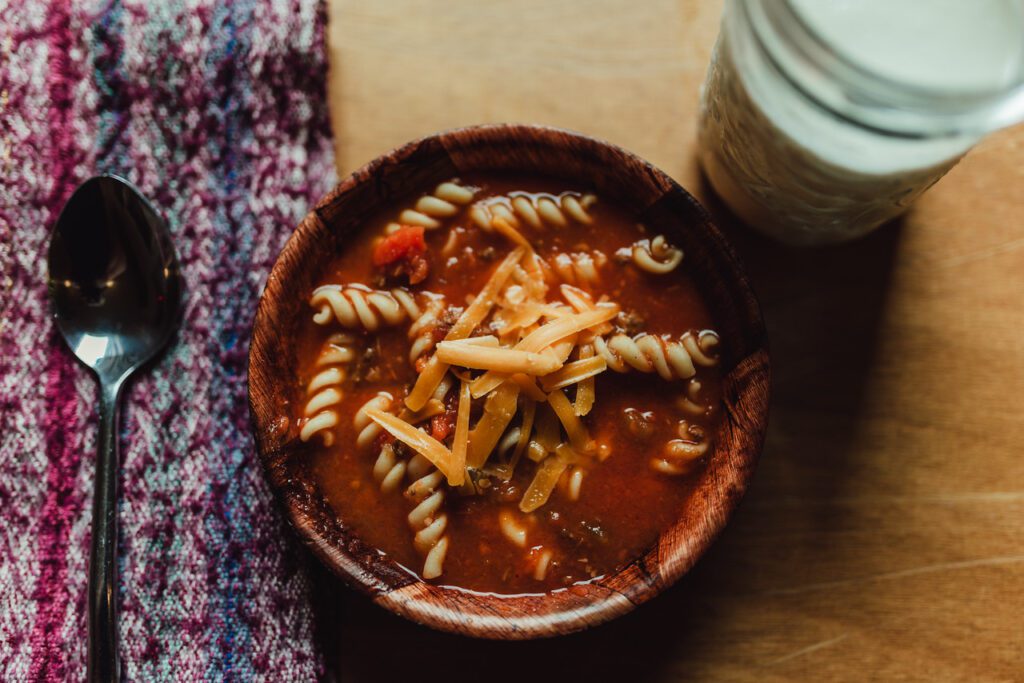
[574,344,597,416]
[449,380,471,486]
[437,342,563,375]
[467,383,521,469]
[540,355,607,392]
[405,247,525,410]
[365,408,453,479]
[359,227,658,520]
[547,389,593,453]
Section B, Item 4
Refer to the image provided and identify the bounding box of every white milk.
[698,0,1024,245]
[790,0,1024,93]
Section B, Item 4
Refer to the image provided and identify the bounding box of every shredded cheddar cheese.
[540,355,607,392]
[405,246,525,410]
[436,342,563,375]
[450,380,471,486]
[377,225,687,507]
[364,408,454,479]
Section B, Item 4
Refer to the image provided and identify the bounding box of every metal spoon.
[47,175,181,682]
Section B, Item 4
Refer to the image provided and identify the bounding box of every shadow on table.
[310,561,702,683]
[310,170,905,682]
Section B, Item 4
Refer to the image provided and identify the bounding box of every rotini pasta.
[354,392,394,450]
[549,251,608,288]
[498,509,528,548]
[310,283,421,331]
[405,453,450,579]
[530,547,554,581]
[619,235,683,274]
[683,330,720,367]
[677,379,709,418]
[299,333,358,446]
[469,192,597,232]
[372,443,408,494]
[408,296,447,366]
[385,180,477,233]
[594,330,720,381]
[385,181,479,235]
[559,465,585,502]
[651,420,710,475]
[440,227,463,257]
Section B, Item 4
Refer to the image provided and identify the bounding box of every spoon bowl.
[49,175,181,382]
[47,175,181,681]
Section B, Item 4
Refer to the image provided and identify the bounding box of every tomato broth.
[296,174,722,594]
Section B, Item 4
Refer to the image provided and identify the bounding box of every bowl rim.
[248,122,771,639]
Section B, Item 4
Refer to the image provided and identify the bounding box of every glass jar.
[698,0,1024,246]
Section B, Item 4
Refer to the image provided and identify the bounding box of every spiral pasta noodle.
[404,453,450,579]
[682,330,720,367]
[299,333,359,446]
[372,443,408,494]
[407,296,447,365]
[677,379,709,418]
[310,283,421,331]
[620,235,683,274]
[594,330,720,381]
[354,392,394,450]
[549,251,608,288]
[651,420,710,475]
[469,192,597,231]
[559,466,585,502]
[386,180,477,233]
[498,509,528,548]
[530,548,554,581]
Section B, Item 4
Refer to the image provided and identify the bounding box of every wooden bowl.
[249,124,770,639]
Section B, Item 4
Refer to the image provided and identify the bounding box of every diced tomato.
[373,226,426,267]
[430,322,451,344]
[430,409,456,442]
[414,355,430,373]
[405,253,429,284]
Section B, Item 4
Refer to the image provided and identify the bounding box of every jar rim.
[737,0,1024,137]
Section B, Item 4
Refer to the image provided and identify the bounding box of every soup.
[296,175,722,594]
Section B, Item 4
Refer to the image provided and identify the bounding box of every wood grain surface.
[320,0,1024,680]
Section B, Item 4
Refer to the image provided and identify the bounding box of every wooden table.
[320,1,1024,680]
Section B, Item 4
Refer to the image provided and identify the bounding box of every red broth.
[297,174,721,594]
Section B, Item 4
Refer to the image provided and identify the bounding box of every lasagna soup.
[297,175,722,594]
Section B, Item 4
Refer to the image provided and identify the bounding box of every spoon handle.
[88,378,123,683]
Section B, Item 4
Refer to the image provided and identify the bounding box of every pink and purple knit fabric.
[0,0,335,679]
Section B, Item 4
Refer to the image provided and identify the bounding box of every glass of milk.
[698,0,1024,246]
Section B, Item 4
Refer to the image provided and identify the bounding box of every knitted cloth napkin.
[0,1,335,679]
